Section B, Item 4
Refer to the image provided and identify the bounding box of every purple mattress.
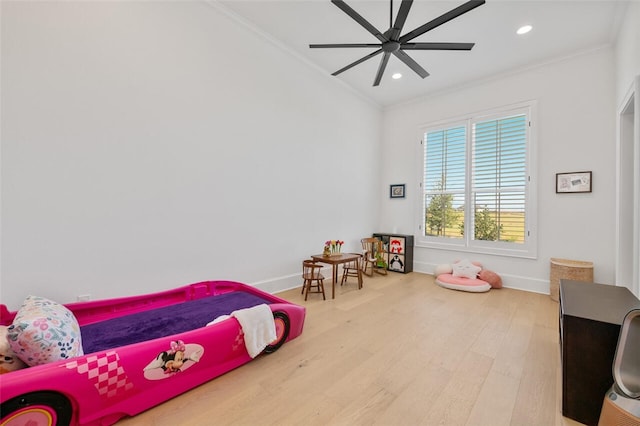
[81,291,271,354]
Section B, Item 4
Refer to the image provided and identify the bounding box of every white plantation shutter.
[472,114,527,243]
[424,126,466,238]
[419,102,536,258]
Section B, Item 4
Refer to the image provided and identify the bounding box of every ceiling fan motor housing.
[383,41,401,53]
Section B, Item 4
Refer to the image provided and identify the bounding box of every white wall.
[615,1,640,105]
[380,48,616,294]
[0,1,382,309]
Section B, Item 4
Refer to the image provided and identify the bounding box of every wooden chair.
[340,253,362,289]
[301,259,326,300]
[361,238,388,277]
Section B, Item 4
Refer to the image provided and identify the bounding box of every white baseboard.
[251,273,301,295]
[252,262,551,296]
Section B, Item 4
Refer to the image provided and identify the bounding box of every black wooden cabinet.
[559,279,640,425]
[372,233,414,273]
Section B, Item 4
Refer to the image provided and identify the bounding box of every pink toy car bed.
[0,280,306,425]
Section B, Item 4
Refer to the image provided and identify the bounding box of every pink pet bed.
[436,273,491,293]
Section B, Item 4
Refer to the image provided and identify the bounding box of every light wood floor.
[117,272,587,426]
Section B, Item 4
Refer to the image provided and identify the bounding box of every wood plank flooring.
[116,272,588,426]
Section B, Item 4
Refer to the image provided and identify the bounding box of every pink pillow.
[478,269,502,289]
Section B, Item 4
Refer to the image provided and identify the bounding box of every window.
[418,102,537,258]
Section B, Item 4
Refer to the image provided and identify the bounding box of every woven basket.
[550,258,594,302]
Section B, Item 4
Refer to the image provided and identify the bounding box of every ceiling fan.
[309,0,485,86]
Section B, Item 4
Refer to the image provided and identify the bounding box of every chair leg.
[340,268,348,285]
[362,261,373,277]
[304,278,326,300]
[304,279,311,301]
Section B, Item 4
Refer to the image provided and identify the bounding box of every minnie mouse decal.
[143,340,204,380]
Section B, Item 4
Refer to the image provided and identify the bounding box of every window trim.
[416,101,538,259]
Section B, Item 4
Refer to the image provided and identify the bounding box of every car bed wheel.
[0,391,72,426]
[263,311,290,354]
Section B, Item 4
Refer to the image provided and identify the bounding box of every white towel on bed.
[231,304,276,358]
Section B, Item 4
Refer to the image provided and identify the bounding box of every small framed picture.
[556,171,592,193]
[390,184,405,199]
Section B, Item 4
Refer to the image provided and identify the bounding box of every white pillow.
[7,295,83,366]
[434,263,453,277]
[452,259,481,279]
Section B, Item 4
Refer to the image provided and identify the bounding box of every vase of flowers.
[324,240,344,256]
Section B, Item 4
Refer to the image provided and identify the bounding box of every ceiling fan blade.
[332,49,383,76]
[401,42,475,50]
[373,52,391,86]
[399,0,485,43]
[389,0,413,41]
[310,43,382,48]
[392,49,429,79]
[331,0,388,43]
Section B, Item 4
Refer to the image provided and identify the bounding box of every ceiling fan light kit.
[310,0,485,87]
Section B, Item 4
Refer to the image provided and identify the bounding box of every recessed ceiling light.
[392,73,402,80]
[517,25,532,35]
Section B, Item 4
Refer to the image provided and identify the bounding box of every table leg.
[332,264,337,299]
